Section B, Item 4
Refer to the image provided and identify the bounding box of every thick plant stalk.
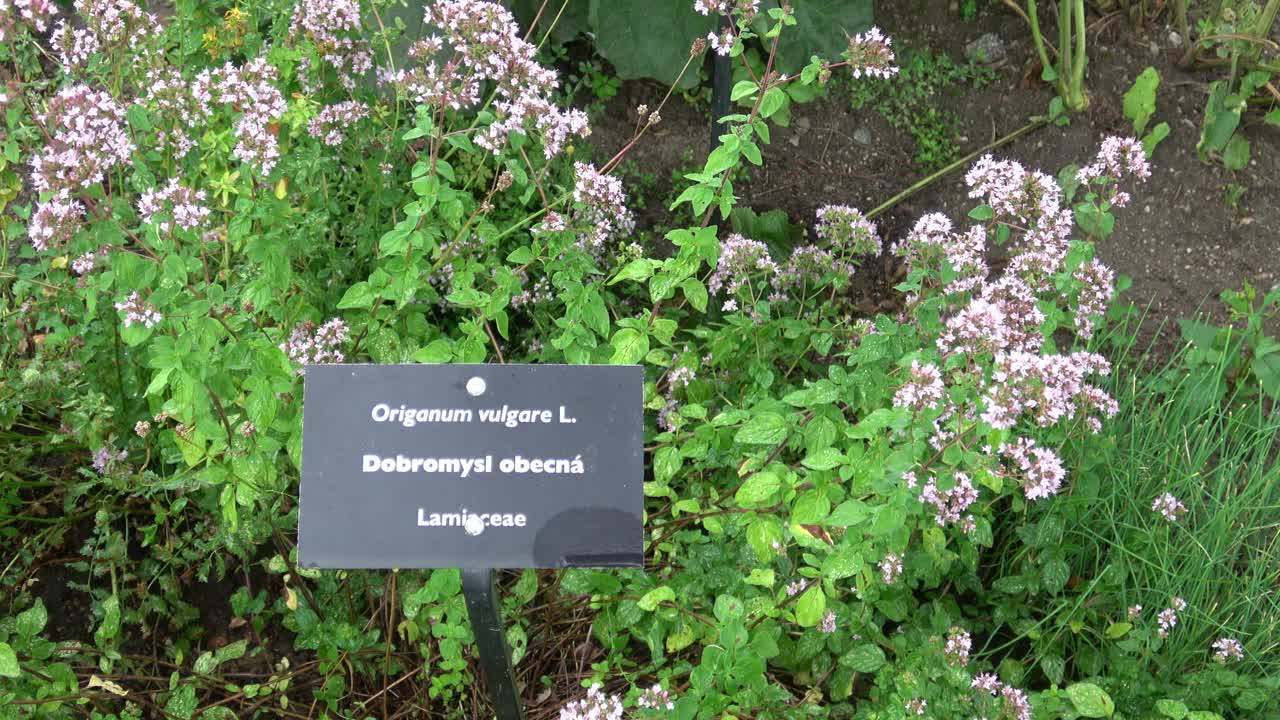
[1026,0,1089,111]
[1069,0,1089,110]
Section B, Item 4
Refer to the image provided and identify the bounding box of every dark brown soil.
[587,0,1280,357]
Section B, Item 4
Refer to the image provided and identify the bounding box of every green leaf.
[0,642,18,678]
[1042,559,1069,593]
[1222,133,1250,171]
[337,281,375,310]
[589,1,714,88]
[802,447,844,470]
[795,585,826,627]
[1155,700,1188,719]
[735,469,781,507]
[1142,121,1170,157]
[1123,66,1160,136]
[1105,622,1132,639]
[609,328,648,365]
[968,204,995,221]
[681,278,708,313]
[827,499,872,527]
[638,586,675,612]
[841,643,885,673]
[731,80,759,102]
[95,594,121,646]
[610,258,662,285]
[412,339,452,364]
[735,412,788,445]
[760,88,787,119]
[1066,683,1115,718]
[16,599,47,639]
[1252,349,1280,399]
[445,287,489,308]
[745,569,775,587]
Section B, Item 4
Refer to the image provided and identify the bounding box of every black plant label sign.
[299,364,643,569]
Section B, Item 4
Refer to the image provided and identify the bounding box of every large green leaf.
[589,1,715,88]
[763,0,874,75]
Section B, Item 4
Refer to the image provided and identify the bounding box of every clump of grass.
[1065,349,1280,677]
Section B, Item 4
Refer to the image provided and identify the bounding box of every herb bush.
[0,1,1274,719]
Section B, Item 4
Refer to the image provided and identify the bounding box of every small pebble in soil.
[965,33,1007,64]
[853,127,872,145]
[1168,31,1183,47]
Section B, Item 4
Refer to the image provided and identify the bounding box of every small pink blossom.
[1152,492,1187,522]
[1212,637,1244,663]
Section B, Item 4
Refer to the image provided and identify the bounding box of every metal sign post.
[462,569,525,720]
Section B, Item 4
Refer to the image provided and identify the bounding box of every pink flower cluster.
[114,291,162,328]
[557,683,622,720]
[879,552,903,584]
[92,446,128,474]
[920,472,978,531]
[944,627,972,666]
[31,85,135,195]
[709,234,779,305]
[308,100,370,146]
[1073,258,1115,340]
[971,674,1033,720]
[816,204,882,257]
[30,191,86,252]
[980,351,1117,433]
[1000,437,1067,501]
[571,162,635,250]
[196,57,288,175]
[144,66,211,160]
[74,0,157,49]
[290,0,372,90]
[28,86,134,251]
[72,251,97,276]
[0,0,55,41]
[819,609,837,634]
[1078,136,1151,206]
[637,684,675,711]
[845,27,898,80]
[385,1,590,160]
[773,245,853,296]
[657,365,696,433]
[52,19,101,72]
[1157,596,1187,638]
[138,179,211,233]
[693,0,759,17]
[893,213,987,294]
[894,361,945,411]
[965,155,1073,286]
[281,318,350,371]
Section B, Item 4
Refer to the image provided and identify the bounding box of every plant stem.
[866,118,1048,220]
